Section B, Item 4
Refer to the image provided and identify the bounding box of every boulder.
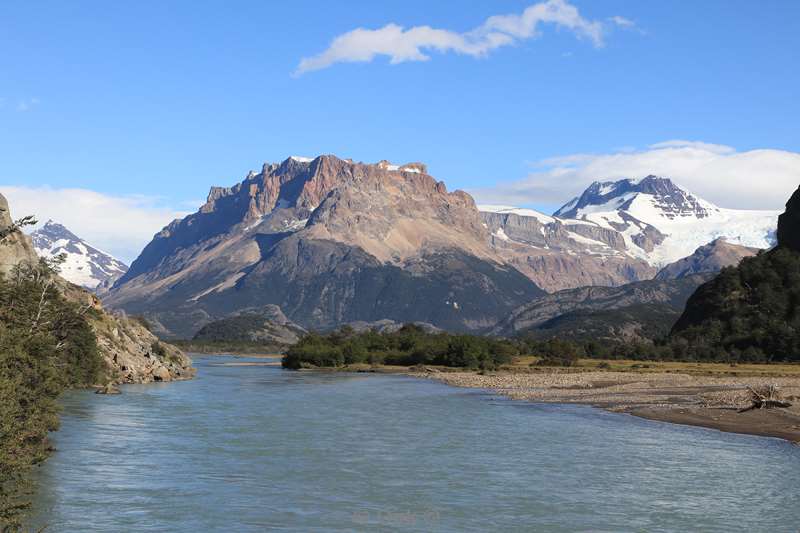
[95,383,121,395]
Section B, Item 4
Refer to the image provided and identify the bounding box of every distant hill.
[671,185,800,361]
[655,238,759,280]
[192,305,307,347]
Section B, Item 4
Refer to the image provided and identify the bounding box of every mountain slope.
[107,155,544,338]
[670,185,800,361]
[493,274,713,339]
[31,221,128,290]
[479,205,657,291]
[655,238,759,280]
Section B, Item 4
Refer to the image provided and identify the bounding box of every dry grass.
[503,357,800,378]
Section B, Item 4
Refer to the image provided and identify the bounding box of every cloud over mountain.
[0,186,190,264]
[472,140,800,211]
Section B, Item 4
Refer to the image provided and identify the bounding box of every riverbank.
[407,368,800,443]
[223,353,800,443]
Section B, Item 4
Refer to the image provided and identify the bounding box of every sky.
[1,0,799,262]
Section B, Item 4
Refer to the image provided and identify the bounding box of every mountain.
[670,185,800,361]
[107,155,545,338]
[655,238,759,280]
[492,274,713,341]
[552,176,778,266]
[31,221,128,290]
[0,193,192,383]
[478,177,777,292]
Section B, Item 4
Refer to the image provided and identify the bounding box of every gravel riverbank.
[409,370,800,443]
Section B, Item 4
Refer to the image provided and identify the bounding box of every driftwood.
[738,385,792,413]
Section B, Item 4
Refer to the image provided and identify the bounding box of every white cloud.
[0,186,190,264]
[294,0,630,75]
[472,141,800,211]
[608,16,635,28]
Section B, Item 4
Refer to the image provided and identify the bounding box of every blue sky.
[2,0,799,261]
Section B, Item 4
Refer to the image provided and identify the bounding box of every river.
[29,355,800,532]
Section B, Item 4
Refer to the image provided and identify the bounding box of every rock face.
[63,279,195,385]
[493,274,713,340]
[655,238,759,280]
[31,220,128,290]
[107,155,544,338]
[0,193,192,384]
[0,193,39,275]
[777,186,800,251]
[480,207,657,291]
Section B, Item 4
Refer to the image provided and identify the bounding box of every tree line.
[0,257,105,530]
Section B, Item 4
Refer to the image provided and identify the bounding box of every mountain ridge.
[107,156,779,338]
[107,155,544,338]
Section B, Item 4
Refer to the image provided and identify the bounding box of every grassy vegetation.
[508,357,800,377]
[0,259,105,530]
[281,323,800,378]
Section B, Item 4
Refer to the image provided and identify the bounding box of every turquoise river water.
[29,355,800,532]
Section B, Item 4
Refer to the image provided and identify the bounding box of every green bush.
[282,325,518,370]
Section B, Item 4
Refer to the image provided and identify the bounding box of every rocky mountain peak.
[108,154,543,337]
[36,220,81,241]
[555,175,714,220]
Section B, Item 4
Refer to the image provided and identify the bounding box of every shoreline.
[197,354,800,444]
[406,369,800,444]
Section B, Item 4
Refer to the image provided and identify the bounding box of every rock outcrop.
[66,285,194,383]
[0,193,39,275]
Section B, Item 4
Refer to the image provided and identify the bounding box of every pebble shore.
[409,369,800,443]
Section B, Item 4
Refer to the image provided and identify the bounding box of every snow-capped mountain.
[31,221,128,289]
[553,176,778,265]
[481,176,778,275]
